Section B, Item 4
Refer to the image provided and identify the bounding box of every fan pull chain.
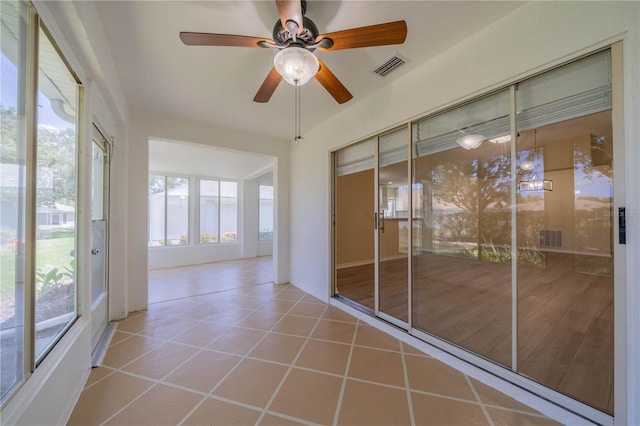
[294,84,303,143]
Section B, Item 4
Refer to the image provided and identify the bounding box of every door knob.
[91,248,100,255]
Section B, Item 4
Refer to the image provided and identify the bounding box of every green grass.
[1,237,75,298]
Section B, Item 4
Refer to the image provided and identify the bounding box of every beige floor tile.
[105,384,202,425]
[271,314,319,337]
[84,366,114,388]
[101,334,164,368]
[209,307,254,325]
[487,407,563,426]
[322,306,358,322]
[213,359,288,408]
[295,339,350,375]
[402,341,430,357]
[249,332,306,364]
[404,353,476,400]
[471,378,539,414]
[67,372,153,425]
[224,295,269,309]
[275,288,306,302]
[182,397,262,425]
[287,301,327,317]
[122,341,200,379]
[256,298,298,313]
[347,346,406,387]
[138,316,198,340]
[115,311,163,333]
[269,368,343,424]
[411,391,490,426]
[355,324,401,351]
[311,319,357,344]
[337,379,412,425]
[206,326,267,355]
[236,310,284,331]
[164,349,241,393]
[109,330,132,346]
[300,293,325,304]
[171,321,230,347]
[259,413,307,425]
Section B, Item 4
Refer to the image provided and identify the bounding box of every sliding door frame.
[330,43,624,425]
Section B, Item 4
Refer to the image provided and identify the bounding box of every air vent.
[539,230,563,248]
[374,55,406,77]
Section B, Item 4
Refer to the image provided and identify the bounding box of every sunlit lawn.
[1,237,75,298]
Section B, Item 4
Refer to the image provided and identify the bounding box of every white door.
[90,126,110,350]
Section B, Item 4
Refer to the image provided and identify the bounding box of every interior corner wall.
[287,1,639,423]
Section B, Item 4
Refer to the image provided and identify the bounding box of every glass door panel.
[378,128,409,324]
[515,50,614,414]
[411,91,513,367]
[90,134,109,350]
[516,119,614,414]
[335,139,375,311]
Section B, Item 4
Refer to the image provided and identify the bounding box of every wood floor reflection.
[336,251,614,414]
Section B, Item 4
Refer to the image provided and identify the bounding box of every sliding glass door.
[411,90,513,367]
[378,127,409,325]
[334,139,375,311]
[333,48,618,415]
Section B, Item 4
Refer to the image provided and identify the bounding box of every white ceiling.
[96,1,526,143]
[149,138,275,180]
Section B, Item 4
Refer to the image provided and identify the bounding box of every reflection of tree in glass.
[432,152,511,260]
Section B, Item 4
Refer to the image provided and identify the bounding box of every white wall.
[289,2,639,423]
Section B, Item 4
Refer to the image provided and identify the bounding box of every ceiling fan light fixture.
[274,46,319,86]
[456,134,485,150]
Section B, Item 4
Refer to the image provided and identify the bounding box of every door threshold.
[91,322,117,368]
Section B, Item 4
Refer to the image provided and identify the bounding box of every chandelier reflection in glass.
[519,129,552,191]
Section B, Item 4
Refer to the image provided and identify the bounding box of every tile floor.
[69,258,561,425]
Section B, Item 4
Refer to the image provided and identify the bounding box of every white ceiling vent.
[374,55,407,77]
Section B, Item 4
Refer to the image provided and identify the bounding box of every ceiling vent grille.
[374,55,406,77]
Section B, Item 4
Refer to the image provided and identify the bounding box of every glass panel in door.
[411,91,513,367]
[90,136,108,349]
[378,128,409,324]
[334,139,375,311]
[515,50,614,414]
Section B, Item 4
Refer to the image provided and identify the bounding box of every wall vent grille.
[539,230,563,248]
[374,55,406,77]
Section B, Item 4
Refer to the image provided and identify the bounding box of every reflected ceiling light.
[519,129,537,171]
[456,134,485,150]
[519,179,553,192]
[519,159,535,171]
[274,47,319,86]
[488,135,511,144]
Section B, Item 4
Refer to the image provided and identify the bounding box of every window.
[199,179,237,244]
[1,2,81,402]
[1,0,29,402]
[259,185,273,241]
[147,175,189,246]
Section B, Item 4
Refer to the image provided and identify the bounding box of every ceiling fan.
[179,0,407,104]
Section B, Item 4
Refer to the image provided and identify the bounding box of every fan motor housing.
[272,16,319,47]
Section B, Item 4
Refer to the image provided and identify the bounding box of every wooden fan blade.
[275,0,303,34]
[315,60,352,104]
[180,32,272,48]
[254,67,283,103]
[317,20,407,51]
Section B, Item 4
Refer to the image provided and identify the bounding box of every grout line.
[331,318,360,426]
[400,340,416,426]
[255,297,330,424]
[466,374,495,426]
